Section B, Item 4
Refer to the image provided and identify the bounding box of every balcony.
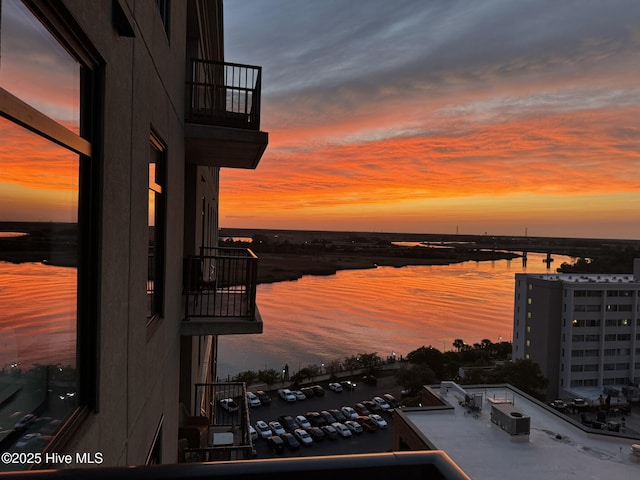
[180,382,253,462]
[185,60,268,169]
[181,247,262,336]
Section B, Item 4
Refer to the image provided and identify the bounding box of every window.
[156,0,170,38]
[0,0,100,455]
[148,134,166,323]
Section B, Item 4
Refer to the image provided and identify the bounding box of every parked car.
[340,406,358,420]
[361,374,377,385]
[256,390,271,405]
[255,420,272,439]
[295,415,312,430]
[292,390,307,400]
[320,410,338,424]
[306,411,326,427]
[278,389,297,402]
[280,432,300,450]
[219,398,239,413]
[311,385,325,396]
[321,424,339,440]
[356,415,378,432]
[369,414,388,429]
[362,400,381,413]
[266,435,284,453]
[329,382,343,392]
[332,422,352,438]
[249,425,258,441]
[354,403,370,416]
[268,421,286,436]
[278,415,298,432]
[300,387,314,398]
[293,428,313,446]
[340,380,357,391]
[345,420,363,434]
[246,392,261,407]
[14,414,37,431]
[308,426,325,441]
[372,396,391,411]
[549,399,567,412]
[571,398,589,412]
[383,393,399,408]
[328,408,347,423]
[16,433,41,449]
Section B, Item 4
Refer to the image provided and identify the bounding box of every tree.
[488,359,548,400]
[395,364,436,395]
[453,339,465,352]
[407,346,444,380]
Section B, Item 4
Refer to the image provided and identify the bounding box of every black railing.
[186,60,262,130]
[183,247,258,321]
[0,452,471,479]
[182,382,252,462]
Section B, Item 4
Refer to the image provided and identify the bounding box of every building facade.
[0,0,266,467]
[513,260,640,399]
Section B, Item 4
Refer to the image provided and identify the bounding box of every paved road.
[249,375,402,458]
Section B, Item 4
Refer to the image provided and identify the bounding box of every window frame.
[0,0,103,451]
[147,131,167,334]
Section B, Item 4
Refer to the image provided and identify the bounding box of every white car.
[293,428,313,446]
[340,406,358,420]
[372,396,391,410]
[332,422,352,437]
[268,421,286,436]
[249,425,258,441]
[295,415,312,429]
[16,433,41,449]
[328,382,343,392]
[345,420,363,434]
[369,413,388,429]
[292,390,307,400]
[255,420,272,439]
[278,389,297,402]
[246,392,261,407]
[219,398,239,413]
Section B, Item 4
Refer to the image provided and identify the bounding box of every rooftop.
[522,273,639,284]
[398,384,639,480]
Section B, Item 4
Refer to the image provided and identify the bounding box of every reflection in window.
[148,135,165,321]
[0,0,80,134]
[0,118,78,458]
[0,0,95,464]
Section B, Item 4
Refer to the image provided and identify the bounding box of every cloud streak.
[222,0,640,238]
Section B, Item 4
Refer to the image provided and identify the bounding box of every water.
[0,262,76,370]
[217,253,572,379]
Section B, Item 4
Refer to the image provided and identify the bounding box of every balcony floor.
[182,292,263,336]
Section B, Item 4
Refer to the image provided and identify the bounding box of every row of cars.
[251,392,399,453]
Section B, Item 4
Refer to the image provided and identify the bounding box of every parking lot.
[249,377,400,458]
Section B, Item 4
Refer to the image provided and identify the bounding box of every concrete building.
[393,383,640,479]
[1,0,266,467]
[513,260,640,400]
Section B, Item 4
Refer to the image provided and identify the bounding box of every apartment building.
[513,260,640,399]
[0,0,266,467]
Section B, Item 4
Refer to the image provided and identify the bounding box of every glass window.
[0,0,98,460]
[148,134,166,322]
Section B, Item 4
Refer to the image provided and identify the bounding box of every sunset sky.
[222,0,640,239]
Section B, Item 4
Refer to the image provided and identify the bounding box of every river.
[217,252,572,379]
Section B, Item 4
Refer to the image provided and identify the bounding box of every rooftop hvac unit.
[490,403,530,437]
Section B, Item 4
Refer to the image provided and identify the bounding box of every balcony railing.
[0,452,471,479]
[186,60,262,130]
[182,247,258,323]
[181,382,252,462]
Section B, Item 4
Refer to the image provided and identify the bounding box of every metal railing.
[186,60,262,130]
[183,382,252,462]
[0,452,470,479]
[183,247,258,321]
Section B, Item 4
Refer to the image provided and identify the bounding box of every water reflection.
[217,253,572,379]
